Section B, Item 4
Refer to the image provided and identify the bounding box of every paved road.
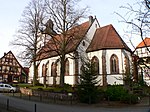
[0,93,149,112]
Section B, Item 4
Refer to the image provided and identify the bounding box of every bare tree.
[145,0,150,9]
[11,0,47,86]
[116,0,150,83]
[39,0,88,87]
[116,0,150,51]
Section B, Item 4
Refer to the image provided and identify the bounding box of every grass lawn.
[13,83,74,93]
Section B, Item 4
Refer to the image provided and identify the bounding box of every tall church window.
[91,56,99,75]
[110,54,119,74]
[45,61,49,76]
[65,58,69,76]
[51,62,57,77]
[42,64,46,77]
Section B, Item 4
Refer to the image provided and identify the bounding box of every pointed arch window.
[110,54,119,74]
[91,56,99,75]
[51,62,57,77]
[45,61,49,76]
[65,58,69,76]
[42,64,46,77]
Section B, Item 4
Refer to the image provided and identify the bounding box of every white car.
[0,83,16,92]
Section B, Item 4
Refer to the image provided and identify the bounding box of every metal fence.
[7,90,78,105]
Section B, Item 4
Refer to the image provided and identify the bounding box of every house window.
[91,56,99,75]
[110,54,119,74]
[65,59,69,76]
[5,58,9,62]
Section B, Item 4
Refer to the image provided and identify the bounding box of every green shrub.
[120,94,139,104]
[77,85,101,104]
[105,85,128,101]
[13,83,32,88]
[105,85,139,104]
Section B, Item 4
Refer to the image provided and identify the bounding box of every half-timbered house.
[0,51,28,83]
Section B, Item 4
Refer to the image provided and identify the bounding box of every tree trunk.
[33,59,38,86]
[133,56,138,82]
[60,54,65,87]
[44,68,47,88]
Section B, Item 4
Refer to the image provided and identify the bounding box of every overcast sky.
[0,0,139,59]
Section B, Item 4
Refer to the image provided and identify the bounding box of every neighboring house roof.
[86,24,132,52]
[136,37,150,48]
[0,51,23,68]
[36,21,91,60]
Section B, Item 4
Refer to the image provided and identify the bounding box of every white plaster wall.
[107,75,124,85]
[46,77,53,85]
[29,48,132,86]
[65,76,74,85]
[86,20,100,42]
[32,53,77,85]
[38,58,49,78]
[77,19,100,74]
[78,20,99,54]
[65,53,75,75]
[106,49,123,74]
[88,49,124,75]
[87,49,132,85]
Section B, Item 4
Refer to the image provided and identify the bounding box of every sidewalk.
[0,103,23,112]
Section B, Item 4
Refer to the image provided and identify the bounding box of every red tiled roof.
[86,24,132,52]
[36,21,90,60]
[136,37,150,48]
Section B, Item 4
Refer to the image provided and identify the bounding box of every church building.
[29,16,132,86]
